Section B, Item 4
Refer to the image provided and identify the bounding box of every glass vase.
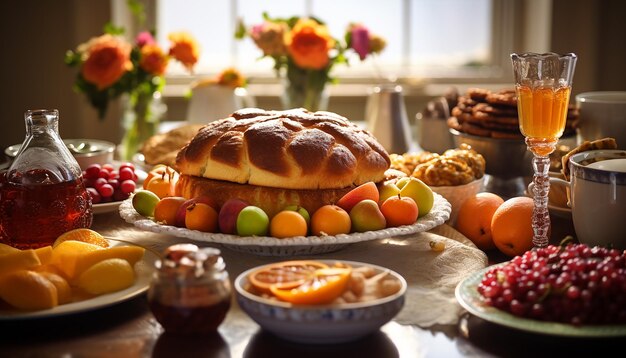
[119,90,167,161]
[281,64,329,112]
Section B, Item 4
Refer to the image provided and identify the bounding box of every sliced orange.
[0,243,19,255]
[0,249,41,276]
[248,260,329,294]
[270,267,352,305]
[0,270,58,310]
[34,246,53,264]
[53,228,110,248]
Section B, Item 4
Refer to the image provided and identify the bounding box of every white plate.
[93,200,124,215]
[0,239,159,320]
[119,193,451,256]
[455,263,626,337]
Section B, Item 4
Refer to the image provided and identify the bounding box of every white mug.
[544,150,626,249]
[576,91,626,149]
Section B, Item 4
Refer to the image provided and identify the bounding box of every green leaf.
[103,22,125,36]
[127,0,145,26]
[64,50,81,66]
[234,17,247,39]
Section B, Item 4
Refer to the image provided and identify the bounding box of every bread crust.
[175,174,353,218]
[176,108,390,189]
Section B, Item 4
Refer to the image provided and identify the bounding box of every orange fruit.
[311,205,351,236]
[185,202,219,232]
[0,270,58,310]
[53,228,110,248]
[455,192,504,251]
[143,164,168,189]
[38,271,72,304]
[154,196,186,226]
[77,258,135,295]
[380,195,419,227]
[50,240,104,279]
[270,267,352,305]
[34,246,54,264]
[491,196,535,257]
[270,210,308,238]
[248,260,329,294]
[0,249,41,276]
[145,167,179,198]
[73,245,145,279]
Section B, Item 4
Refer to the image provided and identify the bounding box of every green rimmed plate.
[455,263,626,337]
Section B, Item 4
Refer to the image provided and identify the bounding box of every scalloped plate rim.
[118,192,451,248]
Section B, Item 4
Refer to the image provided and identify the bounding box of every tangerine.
[310,205,351,236]
[455,192,504,251]
[491,196,535,257]
[185,202,219,232]
[154,196,187,226]
[270,210,308,238]
[53,228,110,248]
[380,195,419,227]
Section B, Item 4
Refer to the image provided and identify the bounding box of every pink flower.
[350,24,370,61]
[136,31,155,48]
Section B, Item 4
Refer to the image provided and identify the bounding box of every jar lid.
[157,244,225,278]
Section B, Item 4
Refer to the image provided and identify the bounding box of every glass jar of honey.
[0,109,93,249]
[148,244,232,335]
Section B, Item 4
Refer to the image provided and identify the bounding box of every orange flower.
[80,35,132,89]
[168,32,200,70]
[285,19,335,70]
[217,67,245,88]
[140,44,169,75]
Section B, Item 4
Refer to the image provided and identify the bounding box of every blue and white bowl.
[234,260,407,344]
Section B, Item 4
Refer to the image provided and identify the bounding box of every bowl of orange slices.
[234,259,407,344]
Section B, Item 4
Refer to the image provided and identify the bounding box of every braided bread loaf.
[176,108,390,189]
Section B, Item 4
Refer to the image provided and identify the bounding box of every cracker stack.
[447,88,579,139]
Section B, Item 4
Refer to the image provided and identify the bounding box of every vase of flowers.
[65,27,200,160]
[237,14,385,112]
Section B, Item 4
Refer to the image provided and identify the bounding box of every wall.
[1,0,624,155]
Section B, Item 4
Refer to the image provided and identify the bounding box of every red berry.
[119,162,135,172]
[97,183,114,197]
[86,187,101,204]
[102,163,115,173]
[93,177,107,189]
[107,179,120,189]
[97,170,110,180]
[120,179,136,195]
[85,164,101,179]
[119,167,134,181]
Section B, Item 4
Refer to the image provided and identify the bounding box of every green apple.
[236,206,269,236]
[378,182,401,203]
[395,177,411,190]
[284,205,311,226]
[349,199,387,232]
[399,178,434,217]
[132,189,160,217]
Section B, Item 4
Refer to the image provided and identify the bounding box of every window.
[113,0,551,93]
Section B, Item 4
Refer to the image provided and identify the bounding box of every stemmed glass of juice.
[511,52,577,248]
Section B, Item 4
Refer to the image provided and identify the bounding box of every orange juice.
[516,85,571,141]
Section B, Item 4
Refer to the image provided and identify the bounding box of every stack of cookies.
[447,88,579,139]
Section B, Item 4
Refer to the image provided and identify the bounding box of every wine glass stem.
[531,155,551,248]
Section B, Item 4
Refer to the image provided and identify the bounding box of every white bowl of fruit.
[235,259,407,344]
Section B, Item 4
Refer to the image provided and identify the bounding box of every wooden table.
[0,211,622,357]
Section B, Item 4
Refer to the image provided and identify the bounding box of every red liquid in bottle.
[0,169,93,249]
[149,298,231,335]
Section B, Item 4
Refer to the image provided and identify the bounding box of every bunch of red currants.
[82,163,138,204]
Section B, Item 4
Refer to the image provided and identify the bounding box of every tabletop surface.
[1,206,623,358]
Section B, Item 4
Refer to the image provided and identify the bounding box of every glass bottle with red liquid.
[0,109,93,249]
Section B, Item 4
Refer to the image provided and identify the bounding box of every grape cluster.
[82,163,138,204]
[478,243,626,325]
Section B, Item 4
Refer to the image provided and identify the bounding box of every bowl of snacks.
[234,259,407,344]
[389,144,485,225]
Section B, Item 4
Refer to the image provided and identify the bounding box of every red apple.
[336,182,379,212]
[218,198,250,234]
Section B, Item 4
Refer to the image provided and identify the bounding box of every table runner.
[116,223,487,328]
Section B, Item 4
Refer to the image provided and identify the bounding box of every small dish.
[455,263,626,337]
[0,238,158,320]
[93,200,124,215]
[235,260,407,344]
[5,139,116,170]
